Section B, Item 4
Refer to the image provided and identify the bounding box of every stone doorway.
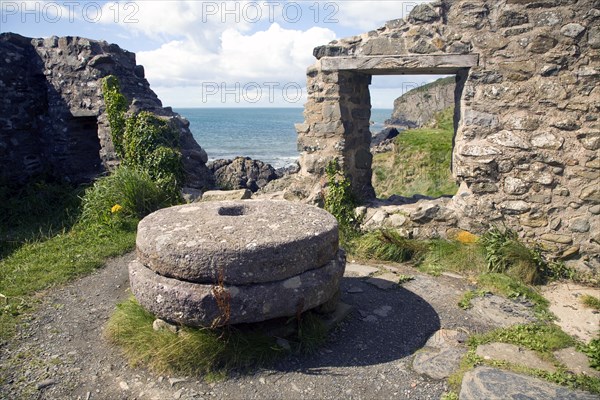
[297,54,477,202]
[63,113,104,183]
[370,74,462,201]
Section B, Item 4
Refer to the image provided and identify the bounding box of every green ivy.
[101,76,128,158]
[324,159,360,236]
[101,76,184,200]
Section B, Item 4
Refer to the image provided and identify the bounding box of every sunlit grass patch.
[105,297,329,377]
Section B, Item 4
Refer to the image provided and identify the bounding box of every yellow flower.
[111,204,123,214]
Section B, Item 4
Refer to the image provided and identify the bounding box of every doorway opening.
[368,74,463,201]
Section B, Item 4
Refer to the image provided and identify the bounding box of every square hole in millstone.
[218,205,248,216]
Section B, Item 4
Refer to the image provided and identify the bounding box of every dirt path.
[0,253,552,399]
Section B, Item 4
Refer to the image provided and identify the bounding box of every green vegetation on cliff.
[372,106,458,198]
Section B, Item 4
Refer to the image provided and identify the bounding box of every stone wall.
[0,33,213,189]
[289,0,600,274]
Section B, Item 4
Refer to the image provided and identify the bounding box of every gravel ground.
[0,254,496,400]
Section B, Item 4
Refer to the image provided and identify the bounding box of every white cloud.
[137,22,335,106]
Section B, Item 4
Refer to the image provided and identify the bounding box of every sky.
[0,0,443,108]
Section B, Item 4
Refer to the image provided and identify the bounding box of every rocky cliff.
[0,33,213,189]
[385,77,456,129]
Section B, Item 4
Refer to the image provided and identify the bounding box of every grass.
[0,168,177,341]
[106,297,328,377]
[372,106,458,199]
[348,229,427,263]
[581,295,600,311]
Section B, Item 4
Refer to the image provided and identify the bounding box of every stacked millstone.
[130,200,345,327]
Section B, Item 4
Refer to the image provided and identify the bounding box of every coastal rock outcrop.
[0,33,213,189]
[208,156,279,192]
[385,77,456,129]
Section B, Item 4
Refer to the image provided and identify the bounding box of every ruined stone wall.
[290,0,600,274]
[0,33,213,189]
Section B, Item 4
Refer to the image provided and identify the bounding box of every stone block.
[137,201,339,285]
[129,251,345,327]
[200,189,252,202]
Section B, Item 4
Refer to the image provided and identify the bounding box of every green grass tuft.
[106,297,328,376]
[349,229,427,263]
[80,166,176,223]
[581,295,600,311]
[419,239,485,276]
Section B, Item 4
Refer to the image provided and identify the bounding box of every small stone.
[501,201,530,214]
[173,388,184,399]
[531,132,564,150]
[169,377,187,387]
[541,233,573,244]
[276,338,291,351]
[119,381,129,391]
[504,177,529,195]
[554,347,600,378]
[569,218,590,233]
[561,246,579,259]
[560,23,586,38]
[589,205,600,215]
[153,319,179,334]
[36,379,56,390]
[201,189,252,202]
[580,185,600,202]
[408,3,438,23]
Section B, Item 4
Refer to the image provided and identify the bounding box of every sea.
[176,108,393,169]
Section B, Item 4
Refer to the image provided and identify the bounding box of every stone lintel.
[320,54,479,74]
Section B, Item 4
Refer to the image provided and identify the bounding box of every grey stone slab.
[320,54,479,74]
[413,347,466,379]
[476,343,556,372]
[460,367,598,400]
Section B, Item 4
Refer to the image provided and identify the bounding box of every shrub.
[80,166,175,224]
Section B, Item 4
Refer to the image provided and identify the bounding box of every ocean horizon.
[176,107,393,169]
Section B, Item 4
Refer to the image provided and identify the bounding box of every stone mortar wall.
[290,0,600,274]
[0,33,213,189]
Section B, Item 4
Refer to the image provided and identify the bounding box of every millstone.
[136,200,339,285]
[129,251,345,327]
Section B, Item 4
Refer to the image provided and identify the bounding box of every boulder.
[208,157,279,192]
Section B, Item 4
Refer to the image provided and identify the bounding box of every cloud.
[137,22,335,85]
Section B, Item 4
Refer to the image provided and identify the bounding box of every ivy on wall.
[101,76,184,199]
